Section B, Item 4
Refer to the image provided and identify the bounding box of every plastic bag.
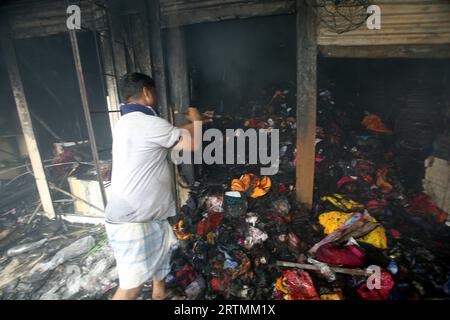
[63,265,82,298]
[37,236,95,272]
[7,238,48,257]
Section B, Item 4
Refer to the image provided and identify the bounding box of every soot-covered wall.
[186,15,296,115]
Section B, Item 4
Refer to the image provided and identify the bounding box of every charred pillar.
[295,0,318,209]
[147,0,170,120]
[166,26,195,184]
[147,0,179,207]
[129,0,153,76]
[1,17,55,218]
[98,0,129,131]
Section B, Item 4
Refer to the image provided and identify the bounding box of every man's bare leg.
[112,284,144,300]
[151,277,167,300]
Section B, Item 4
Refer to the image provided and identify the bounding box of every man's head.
[120,72,157,107]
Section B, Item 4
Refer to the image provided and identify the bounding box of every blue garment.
[120,103,158,117]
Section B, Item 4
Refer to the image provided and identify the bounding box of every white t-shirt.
[105,111,181,223]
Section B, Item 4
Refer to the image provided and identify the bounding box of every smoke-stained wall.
[186,15,296,115]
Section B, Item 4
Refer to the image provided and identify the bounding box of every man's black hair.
[119,72,156,102]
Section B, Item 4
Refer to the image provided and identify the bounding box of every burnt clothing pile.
[167,88,450,300]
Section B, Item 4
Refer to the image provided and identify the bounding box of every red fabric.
[197,213,224,236]
[283,212,295,223]
[361,174,373,185]
[52,151,75,175]
[278,183,288,193]
[337,176,355,190]
[246,118,266,128]
[315,243,365,266]
[210,272,231,297]
[357,271,394,300]
[283,270,319,300]
[407,193,448,224]
[366,199,388,210]
[390,229,401,239]
[315,154,326,163]
[175,264,197,288]
[267,212,286,225]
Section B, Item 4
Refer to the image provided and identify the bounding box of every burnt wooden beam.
[160,0,296,28]
[295,0,318,209]
[1,17,55,218]
[319,44,450,59]
[6,0,106,39]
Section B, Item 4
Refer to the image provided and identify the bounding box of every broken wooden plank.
[276,261,371,276]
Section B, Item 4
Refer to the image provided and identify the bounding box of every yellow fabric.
[321,194,364,211]
[206,232,215,245]
[320,293,344,300]
[318,211,388,249]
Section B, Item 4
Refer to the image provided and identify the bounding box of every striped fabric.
[105,219,177,289]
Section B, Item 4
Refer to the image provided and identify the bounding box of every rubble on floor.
[0,207,118,300]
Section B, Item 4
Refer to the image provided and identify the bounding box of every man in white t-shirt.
[105,72,202,300]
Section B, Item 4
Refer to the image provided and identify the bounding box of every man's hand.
[185,107,202,122]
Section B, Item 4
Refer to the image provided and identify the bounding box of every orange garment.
[231,173,272,198]
[376,168,393,193]
[172,220,191,240]
[361,113,392,134]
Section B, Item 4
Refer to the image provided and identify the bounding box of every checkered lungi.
[105,219,177,290]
